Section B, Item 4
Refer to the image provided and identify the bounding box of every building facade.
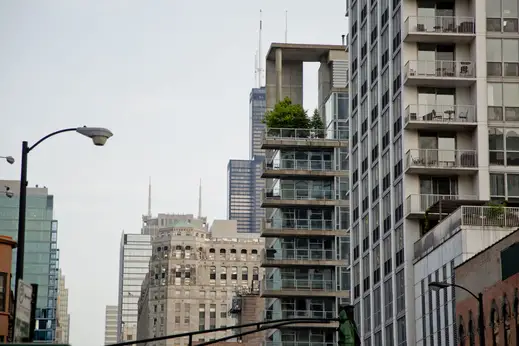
[456,228,519,346]
[105,305,118,345]
[0,235,16,342]
[55,269,70,344]
[260,43,350,345]
[117,233,152,343]
[136,219,263,346]
[343,0,519,342]
[250,87,267,159]
[0,180,59,342]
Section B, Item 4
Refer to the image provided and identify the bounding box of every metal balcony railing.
[405,60,475,78]
[263,158,334,172]
[405,104,476,123]
[265,309,336,321]
[414,206,519,259]
[405,149,478,170]
[264,128,348,141]
[264,342,336,346]
[262,279,336,292]
[265,218,334,230]
[262,248,338,261]
[263,188,335,201]
[405,194,477,215]
[405,15,475,34]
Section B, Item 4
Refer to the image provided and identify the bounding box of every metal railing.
[263,158,334,172]
[263,188,335,201]
[404,15,476,34]
[405,194,476,215]
[405,149,478,170]
[405,104,476,124]
[405,60,475,79]
[262,278,336,292]
[262,248,338,261]
[264,127,348,141]
[265,218,335,230]
[265,309,336,321]
[264,342,336,346]
[414,206,519,259]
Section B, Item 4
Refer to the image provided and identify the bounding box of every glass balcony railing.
[262,248,338,261]
[405,149,478,170]
[264,158,334,171]
[264,128,348,141]
[404,15,475,34]
[263,188,335,201]
[405,194,477,215]
[405,60,475,78]
[405,104,476,124]
[262,278,335,292]
[265,309,336,321]
[266,218,334,230]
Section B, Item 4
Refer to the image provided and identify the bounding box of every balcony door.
[420,176,458,195]
[417,43,455,76]
[419,132,456,163]
[417,0,455,31]
[418,87,455,119]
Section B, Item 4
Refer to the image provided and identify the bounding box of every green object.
[338,307,360,346]
[263,97,310,129]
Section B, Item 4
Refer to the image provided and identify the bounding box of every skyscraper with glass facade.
[345,0,513,343]
[227,87,267,233]
[260,43,350,345]
[0,180,59,342]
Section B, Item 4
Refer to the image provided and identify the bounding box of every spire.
[198,178,202,218]
[147,177,152,218]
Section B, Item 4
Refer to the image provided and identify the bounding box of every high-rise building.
[260,43,350,345]
[345,0,515,342]
[117,233,152,343]
[227,87,267,233]
[0,180,59,342]
[105,305,118,345]
[136,219,263,346]
[55,269,70,344]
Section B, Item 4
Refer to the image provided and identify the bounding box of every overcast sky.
[0,1,347,345]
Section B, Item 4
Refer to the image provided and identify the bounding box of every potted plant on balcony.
[485,200,506,226]
[263,97,310,137]
[310,108,325,138]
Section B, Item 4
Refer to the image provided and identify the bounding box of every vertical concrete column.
[275,48,283,102]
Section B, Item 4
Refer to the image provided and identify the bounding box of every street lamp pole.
[12,127,113,333]
[430,281,485,346]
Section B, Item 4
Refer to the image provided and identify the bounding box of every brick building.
[455,228,519,346]
[0,235,16,342]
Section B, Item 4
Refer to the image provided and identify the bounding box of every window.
[491,301,500,346]
[395,225,404,267]
[394,181,403,223]
[490,172,519,198]
[383,235,392,276]
[383,193,391,233]
[488,83,519,121]
[373,244,381,284]
[241,266,248,281]
[486,0,519,33]
[395,270,405,315]
[386,323,394,346]
[364,294,372,333]
[220,304,227,318]
[0,273,6,312]
[354,262,361,298]
[363,255,370,291]
[487,39,519,77]
[209,266,216,281]
[231,266,238,281]
[372,163,380,202]
[489,127,519,166]
[374,286,382,329]
[397,316,407,345]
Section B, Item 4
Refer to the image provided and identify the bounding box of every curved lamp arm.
[450,283,480,301]
[28,128,77,153]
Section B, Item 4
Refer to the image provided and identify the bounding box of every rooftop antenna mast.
[258,9,264,87]
[198,178,202,218]
[285,10,288,43]
[147,176,152,218]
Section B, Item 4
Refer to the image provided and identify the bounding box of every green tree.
[263,97,310,130]
[310,108,325,138]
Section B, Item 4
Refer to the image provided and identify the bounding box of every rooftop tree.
[310,108,325,138]
[263,97,310,130]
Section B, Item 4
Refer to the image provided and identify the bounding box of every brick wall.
[455,230,519,345]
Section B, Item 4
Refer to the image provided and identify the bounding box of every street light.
[0,155,15,164]
[429,281,485,346]
[13,126,113,332]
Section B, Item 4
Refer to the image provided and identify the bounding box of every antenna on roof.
[258,9,264,87]
[285,10,288,43]
[254,50,258,87]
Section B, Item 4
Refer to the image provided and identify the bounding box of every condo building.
[136,219,263,346]
[346,0,519,343]
[55,269,70,344]
[105,305,118,345]
[260,43,350,345]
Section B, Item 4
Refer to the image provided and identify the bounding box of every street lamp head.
[429,281,450,291]
[75,127,113,146]
[5,156,15,164]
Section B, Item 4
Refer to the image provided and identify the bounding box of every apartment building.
[346,0,519,343]
[55,269,70,344]
[260,43,350,345]
[136,219,263,346]
[105,305,118,345]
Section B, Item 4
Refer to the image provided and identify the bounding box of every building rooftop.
[266,42,346,61]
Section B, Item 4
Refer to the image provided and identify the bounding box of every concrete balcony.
[261,159,346,179]
[264,309,338,329]
[404,60,476,87]
[260,218,347,238]
[261,188,348,208]
[405,149,478,175]
[405,193,477,219]
[260,248,345,268]
[261,128,348,150]
[404,15,475,43]
[260,279,349,299]
[404,104,477,131]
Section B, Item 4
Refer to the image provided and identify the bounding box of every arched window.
[503,295,511,346]
[491,300,500,346]
[459,316,466,346]
[468,310,476,346]
[241,266,248,281]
